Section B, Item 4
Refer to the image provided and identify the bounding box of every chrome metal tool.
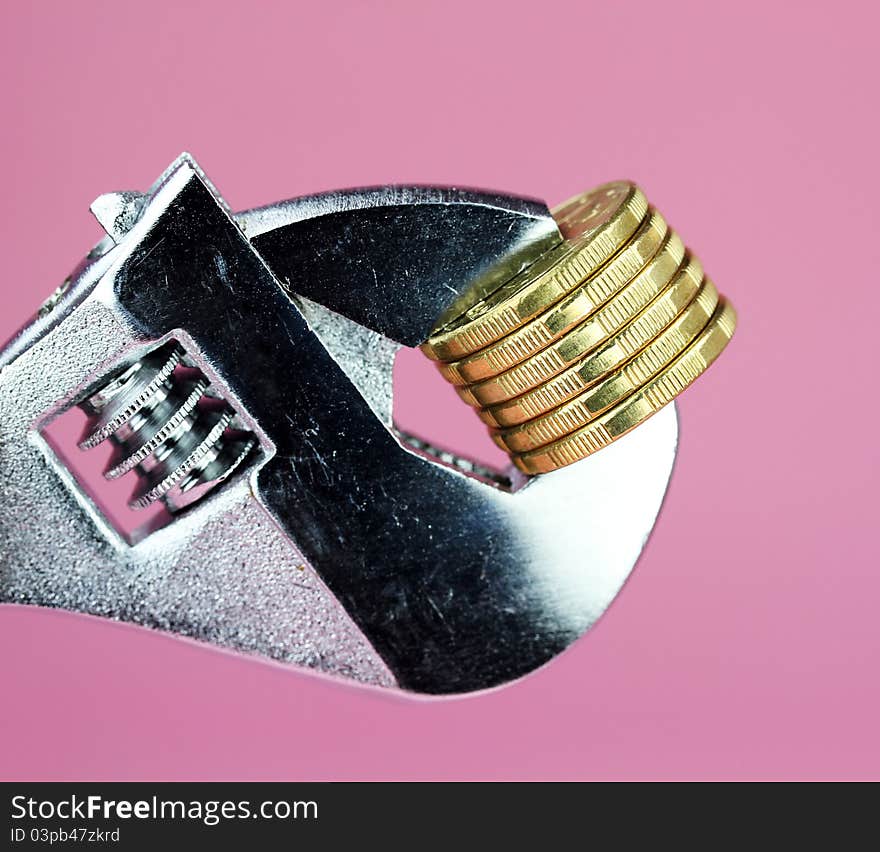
[0,155,677,694]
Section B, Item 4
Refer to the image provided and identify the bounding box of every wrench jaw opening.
[0,154,678,695]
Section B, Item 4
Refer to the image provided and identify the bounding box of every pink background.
[1,1,877,780]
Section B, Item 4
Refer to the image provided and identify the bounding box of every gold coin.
[438,210,673,385]
[492,280,719,453]
[422,181,648,362]
[460,253,704,411]
[512,300,737,475]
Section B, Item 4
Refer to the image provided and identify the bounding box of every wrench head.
[0,155,677,694]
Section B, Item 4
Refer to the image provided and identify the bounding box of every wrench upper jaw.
[242,183,563,347]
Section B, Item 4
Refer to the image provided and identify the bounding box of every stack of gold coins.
[421,181,736,474]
